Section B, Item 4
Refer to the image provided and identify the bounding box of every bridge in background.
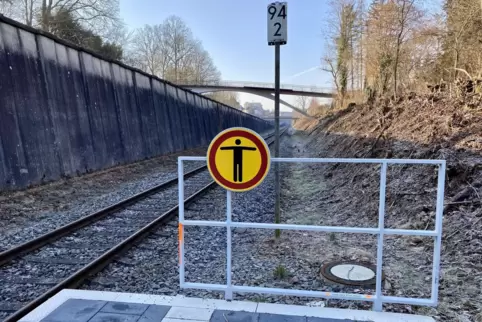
[261,117,301,120]
[178,81,334,118]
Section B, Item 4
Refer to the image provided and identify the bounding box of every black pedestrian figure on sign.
[220,139,257,182]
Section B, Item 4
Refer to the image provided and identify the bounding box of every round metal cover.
[320,260,383,286]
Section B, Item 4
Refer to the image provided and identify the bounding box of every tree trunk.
[453,48,459,81]
[393,38,401,99]
[350,35,354,91]
[41,0,51,31]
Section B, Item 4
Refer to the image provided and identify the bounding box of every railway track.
[0,129,284,322]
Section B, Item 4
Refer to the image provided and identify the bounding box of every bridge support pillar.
[246,91,314,119]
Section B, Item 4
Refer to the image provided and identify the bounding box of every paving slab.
[209,310,369,322]
[210,310,259,322]
[40,299,106,322]
[138,305,171,322]
[101,301,149,315]
[307,317,362,322]
[88,312,140,322]
[258,312,307,322]
[39,299,171,322]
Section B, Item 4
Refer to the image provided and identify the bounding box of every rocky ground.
[292,93,482,322]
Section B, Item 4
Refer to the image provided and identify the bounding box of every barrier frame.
[177,157,446,311]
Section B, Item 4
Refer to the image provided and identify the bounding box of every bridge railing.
[177,80,334,94]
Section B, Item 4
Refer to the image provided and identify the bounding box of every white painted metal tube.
[380,296,436,306]
[374,162,387,311]
[225,190,233,300]
[183,282,376,302]
[183,282,437,306]
[272,158,445,165]
[431,162,446,303]
[179,156,445,166]
[179,156,205,161]
[178,159,185,285]
[182,220,437,237]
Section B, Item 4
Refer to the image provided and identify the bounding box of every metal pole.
[373,162,387,311]
[225,190,233,300]
[274,43,281,238]
[178,159,185,287]
[431,161,446,304]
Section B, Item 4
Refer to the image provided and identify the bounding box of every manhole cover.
[320,260,383,286]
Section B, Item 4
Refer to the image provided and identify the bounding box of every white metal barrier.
[178,157,446,311]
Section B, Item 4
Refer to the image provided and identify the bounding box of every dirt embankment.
[292,94,482,321]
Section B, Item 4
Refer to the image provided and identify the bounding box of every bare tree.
[321,0,482,99]
[182,42,221,83]
[0,0,14,16]
[129,24,169,77]
[390,0,422,98]
[129,16,221,85]
[295,95,310,111]
[207,92,241,108]
[162,15,197,83]
[443,0,482,80]
[103,18,134,48]
[322,0,363,105]
[41,0,120,35]
[3,0,120,36]
[0,0,24,22]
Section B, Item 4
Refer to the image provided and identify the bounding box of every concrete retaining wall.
[0,16,272,190]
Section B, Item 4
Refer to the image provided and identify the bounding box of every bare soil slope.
[292,93,482,321]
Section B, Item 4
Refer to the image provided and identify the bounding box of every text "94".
[267,2,287,46]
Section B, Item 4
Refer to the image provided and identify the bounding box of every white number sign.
[267,2,287,46]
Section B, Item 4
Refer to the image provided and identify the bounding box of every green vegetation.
[273,264,287,279]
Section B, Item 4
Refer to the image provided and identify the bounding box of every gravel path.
[0,147,207,252]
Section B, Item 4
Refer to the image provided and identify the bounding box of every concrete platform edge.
[18,289,435,322]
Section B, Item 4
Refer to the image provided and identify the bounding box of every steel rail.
[3,181,217,322]
[0,134,280,267]
[3,129,285,322]
[0,131,276,267]
[0,164,206,267]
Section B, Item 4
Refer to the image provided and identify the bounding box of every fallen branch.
[446,214,482,240]
[393,191,425,196]
[467,181,481,199]
[446,199,481,206]
[362,126,389,157]
[444,180,482,212]
[452,68,473,80]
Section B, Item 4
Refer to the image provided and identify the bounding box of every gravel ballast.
[82,129,452,322]
[3,128,453,321]
[83,132,353,307]
[0,147,207,251]
[0,169,214,321]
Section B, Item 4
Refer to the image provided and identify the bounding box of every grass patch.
[273,264,288,279]
[284,165,327,225]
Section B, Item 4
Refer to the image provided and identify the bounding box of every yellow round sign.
[207,127,271,192]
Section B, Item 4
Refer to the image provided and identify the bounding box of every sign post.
[267,2,287,237]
